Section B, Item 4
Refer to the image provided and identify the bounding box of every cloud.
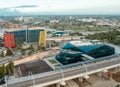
[0,8,21,16]
[13,5,38,8]
[0,5,39,16]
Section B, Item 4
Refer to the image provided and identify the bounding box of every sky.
[0,0,120,15]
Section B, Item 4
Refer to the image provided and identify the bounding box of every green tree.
[28,51,32,55]
[6,64,10,75]
[0,61,14,78]
[86,30,120,45]
[41,46,46,51]
[9,61,14,75]
[0,51,5,58]
[5,61,14,75]
[0,65,5,77]
[21,49,26,55]
[28,45,35,53]
[6,49,13,56]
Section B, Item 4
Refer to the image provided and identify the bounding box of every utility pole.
[26,25,28,43]
[29,71,35,87]
[58,67,66,86]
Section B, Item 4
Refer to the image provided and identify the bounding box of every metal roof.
[14,60,52,77]
[76,45,101,52]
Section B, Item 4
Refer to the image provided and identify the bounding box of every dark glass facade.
[14,30,26,43]
[87,45,115,58]
[28,29,41,43]
[56,42,115,65]
[56,51,83,65]
[5,29,44,44]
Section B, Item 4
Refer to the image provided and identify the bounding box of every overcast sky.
[0,0,120,14]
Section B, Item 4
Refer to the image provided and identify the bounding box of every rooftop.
[63,40,104,53]
[53,31,67,35]
[69,40,104,47]
[56,40,115,65]
[5,27,46,32]
[77,45,101,52]
[14,60,52,77]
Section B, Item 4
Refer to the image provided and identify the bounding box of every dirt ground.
[13,47,60,65]
[112,71,120,83]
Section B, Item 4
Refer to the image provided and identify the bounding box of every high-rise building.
[4,28,46,48]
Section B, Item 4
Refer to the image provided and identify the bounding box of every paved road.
[0,54,22,65]
[0,50,22,64]
[3,56,120,87]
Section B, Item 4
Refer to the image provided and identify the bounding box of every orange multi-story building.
[4,33,16,48]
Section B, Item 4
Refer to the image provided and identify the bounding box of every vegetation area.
[21,16,119,32]
[21,44,35,56]
[86,30,120,45]
[69,32,82,36]
[19,41,59,56]
[51,25,114,32]
[48,59,57,64]
[0,38,3,47]
[46,41,59,48]
[6,49,13,56]
[36,45,46,51]
[20,43,54,56]
[0,61,14,78]
[116,85,120,87]
[0,51,5,58]
[0,49,13,58]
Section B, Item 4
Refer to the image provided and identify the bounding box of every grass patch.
[54,64,61,66]
[49,59,57,64]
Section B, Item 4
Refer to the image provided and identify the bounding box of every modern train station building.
[55,40,115,65]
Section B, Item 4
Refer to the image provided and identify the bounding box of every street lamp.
[81,62,89,79]
[4,75,8,87]
[29,71,35,87]
[34,46,41,59]
[58,67,66,86]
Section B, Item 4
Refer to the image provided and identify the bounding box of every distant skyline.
[0,0,120,15]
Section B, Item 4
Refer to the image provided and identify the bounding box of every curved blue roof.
[54,31,66,35]
[62,43,75,49]
[77,45,100,52]
[63,42,101,53]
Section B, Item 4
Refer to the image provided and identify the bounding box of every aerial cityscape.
[0,0,120,87]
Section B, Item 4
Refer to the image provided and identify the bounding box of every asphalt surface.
[0,54,21,65]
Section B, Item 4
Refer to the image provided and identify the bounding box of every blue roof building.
[53,31,67,36]
[56,40,115,65]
